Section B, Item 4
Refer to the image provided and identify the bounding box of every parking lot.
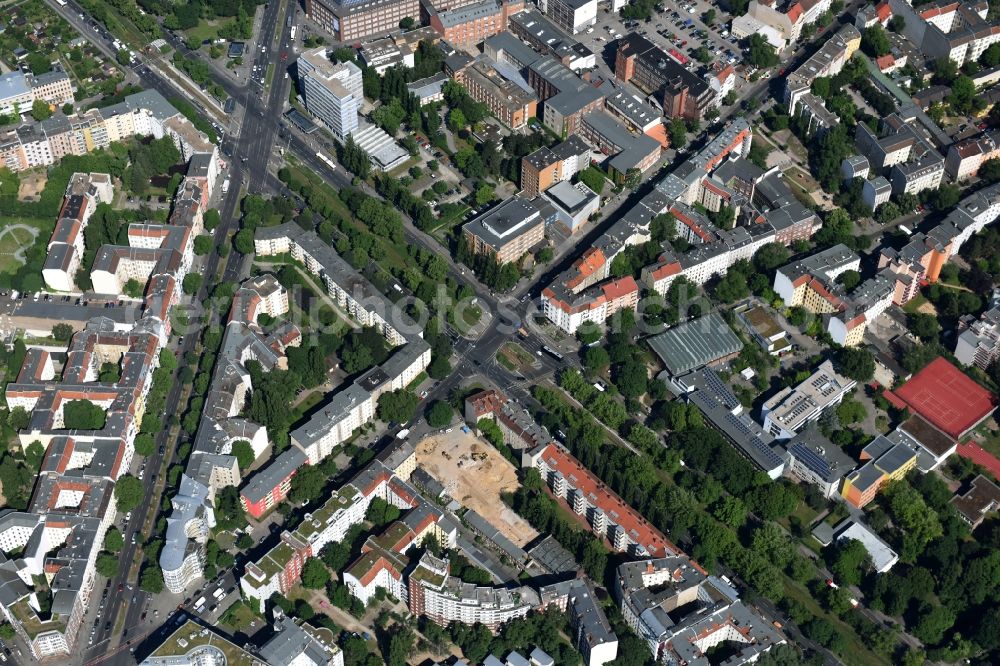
[571,3,754,113]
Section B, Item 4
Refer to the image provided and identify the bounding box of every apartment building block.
[614,34,715,121]
[524,443,679,557]
[305,0,421,42]
[428,0,524,48]
[463,195,546,263]
[956,294,1000,369]
[888,0,1000,66]
[945,130,1000,181]
[732,0,832,50]
[0,101,215,656]
[614,557,785,663]
[762,359,858,439]
[459,57,538,129]
[540,0,597,34]
[508,9,598,70]
[408,553,538,631]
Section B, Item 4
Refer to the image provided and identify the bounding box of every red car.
[280,52,287,60]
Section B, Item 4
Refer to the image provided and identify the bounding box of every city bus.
[542,345,564,361]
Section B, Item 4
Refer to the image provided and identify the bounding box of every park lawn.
[496,351,516,371]
[0,217,53,274]
[902,293,930,314]
[294,391,325,418]
[93,2,148,49]
[430,203,470,236]
[974,423,1000,460]
[220,600,259,633]
[388,157,421,178]
[184,21,222,46]
[282,158,421,273]
[778,500,821,533]
[781,575,891,666]
[406,371,429,392]
[450,305,481,335]
[283,158,354,223]
[502,342,534,366]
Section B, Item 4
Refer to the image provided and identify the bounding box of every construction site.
[414,429,538,547]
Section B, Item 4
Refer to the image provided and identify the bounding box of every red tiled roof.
[601,276,638,302]
[875,0,892,22]
[539,443,677,558]
[645,123,669,149]
[649,258,681,281]
[565,248,607,291]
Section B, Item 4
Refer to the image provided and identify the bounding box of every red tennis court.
[888,357,997,440]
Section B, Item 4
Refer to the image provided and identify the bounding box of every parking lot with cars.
[574,2,759,108]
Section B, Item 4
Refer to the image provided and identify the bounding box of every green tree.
[123,279,145,298]
[7,407,29,432]
[377,389,419,424]
[474,183,494,207]
[613,360,648,398]
[134,433,155,456]
[105,527,124,553]
[96,552,119,578]
[836,347,875,382]
[114,475,144,512]
[426,400,454,428]
[827,538,870,587]
[64,400,107,429]
[669,117,687,148]
[182,273,202,295]
[753,243,790,274]
[748,34,780,68]
[231,440,255,470]
[913,604,956,645]
[52,323,74,341]
[30,99,51,121]
[908,313,941,342]
[947,75,978,115]
[301,558,330,589]
[447,108,466,132]
[861,25,892,57]
[139,565,164,593]
[366,496,401,527]
[203,209,221,231]
[837,397,867,425]
[193,235,213,255]
[24,441,44,472]
[583,346,610,374]
[290,465,326,504]
[836,270,861,291]
[234,229,255,254]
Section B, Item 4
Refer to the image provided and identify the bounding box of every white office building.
[297,48,363,140]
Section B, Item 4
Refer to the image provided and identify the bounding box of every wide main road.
[39,1,292,664]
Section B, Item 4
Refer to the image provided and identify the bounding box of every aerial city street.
[0,0,997,664]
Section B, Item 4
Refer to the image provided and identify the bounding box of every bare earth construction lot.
[415,430,538,547]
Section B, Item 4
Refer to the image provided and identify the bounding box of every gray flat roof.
[463,196,543,250]
[647,311,742,375]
